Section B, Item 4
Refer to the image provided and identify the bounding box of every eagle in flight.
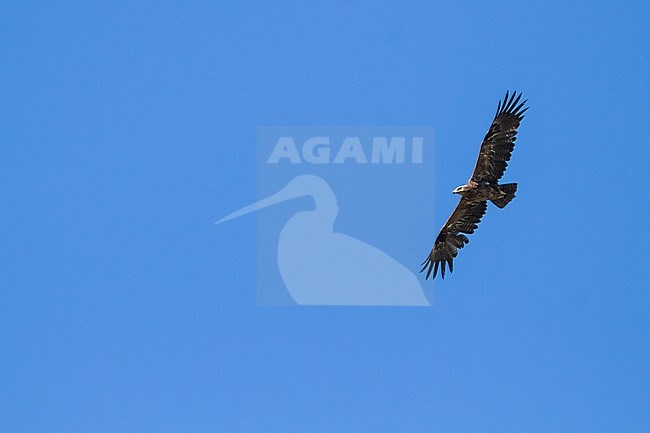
[422,91,528,280]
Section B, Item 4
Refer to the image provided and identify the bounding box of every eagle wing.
[470,91,528,183]
[421,198,487,280]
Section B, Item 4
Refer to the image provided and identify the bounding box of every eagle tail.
[491,183,517,208]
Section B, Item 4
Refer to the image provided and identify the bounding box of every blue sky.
[2,2,649,432]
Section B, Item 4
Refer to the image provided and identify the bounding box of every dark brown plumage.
[421,91,528,280]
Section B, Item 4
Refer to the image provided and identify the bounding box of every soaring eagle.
[421,91,528,280]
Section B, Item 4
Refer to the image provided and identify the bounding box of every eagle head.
[453,184,471,195]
